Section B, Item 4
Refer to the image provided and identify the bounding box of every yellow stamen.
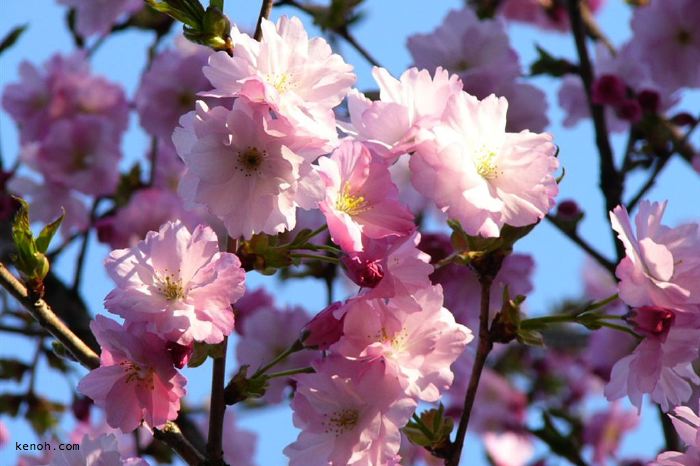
[336,184,367,216]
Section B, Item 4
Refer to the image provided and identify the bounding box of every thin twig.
[206,337,228,464]
[0,323,48,336]
[254,0,274,41]
[567,0,624,261]
[153,422,205,466]
[545,215,616,275]
[337,27,381,68]
[447,276,494,466]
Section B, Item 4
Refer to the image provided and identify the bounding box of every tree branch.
[567,0,624,261]
[206,337,228,465]
[545,215,616,275]
[447,276,494,466]
[254,0,274,41]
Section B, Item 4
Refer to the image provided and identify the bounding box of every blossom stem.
[290,253,340,265]
[0,262,205,465]
[206,337,228,464]
[266,366,315,379]
[567,0,624,261]
[254,0,274,41]
[252,338,304,378]
[447,276,494,466]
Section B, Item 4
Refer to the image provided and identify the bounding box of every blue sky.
[1,0,699,464]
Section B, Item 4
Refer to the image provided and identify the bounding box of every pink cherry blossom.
[605,311,700,412]
[203,16,354,148]
[653,406,700,465]
[482,432,534,466]
[233,287,275,336]
[28,115,121,196]
[341,67,462,158]
[583,404,639,464]
[57,0,143,37]
[411,91,559,237]
[96,188,201,249]
[495,81,549,133]
[173,99,324,239]
[47,433,149,466]
[104,220,245,345]
[317,140,415,253]
[284,357,417,466]
[630,0,700,91]
[303,302,345,351]
[2,53,128,144]
[610,201,700,311]
[342,232,433,313]
[135,41,213,141]
[77,316,187,432]
[236,305,316,403]
[407,8,520,99]
[332,286,473,402]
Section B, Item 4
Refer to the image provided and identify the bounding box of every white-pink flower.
[318,140,415,253]
[610,201,700,311]
[284,357,416,466]
[104,220,245,345]
[173,99,324,239]
[654,406,700,465]
[203,16,355,148]
[341,67,462,158]
[407,8,520,99]
[482,432,534,466]
[77,316,187,432]
[411,91,559,237]
[332,286,472,402]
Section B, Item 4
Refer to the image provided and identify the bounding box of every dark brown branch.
[153,422,205,466]
[254,0,274,41]
[567,0,624,261]
[447,276,494,466]
[545,215,616,275]
[206,337,228,465]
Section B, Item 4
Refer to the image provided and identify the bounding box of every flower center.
[266,72,294,94]
[381,327,409,352]
[474,147,500,180]
[120,361,155,389]
[237,147,265,176]
[336,184,367,216]
[158,274,185,301]
[677,29,692,45]
[323,408,359,436]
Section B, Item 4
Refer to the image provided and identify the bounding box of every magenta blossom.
[318,140,415,253]
[333,286,473,402]
[303,302,345,351]
[610,201,700,311]
[654,406,700,465]
[78,316,187,432]
[583,404,639,464]
[284,357,416,466]
[104,220,245,345]
[411,91,559,237]
[0,420,7,449]
[499,0,604,31]
[173,99,325,239]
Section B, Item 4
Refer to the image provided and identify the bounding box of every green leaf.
[26,395,64,435]
[0,393,23,416]
[0,24,28,56]
[35,208,65,253]
[209,0,224,10]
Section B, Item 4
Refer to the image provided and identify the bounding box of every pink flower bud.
[616,99,642,123]
[592,74,627,106]
[342,255,385,288]
[555,199,582,221]
[636,89,660,114]
[167,341,194,369]
[628,306,675,341]
[71,395,93,422]
[302,302,345,350]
